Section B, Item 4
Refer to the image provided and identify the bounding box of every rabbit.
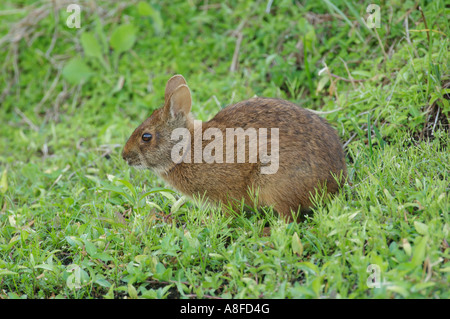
[122,74,347,221]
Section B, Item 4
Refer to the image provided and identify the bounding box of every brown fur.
[122,75,347,221]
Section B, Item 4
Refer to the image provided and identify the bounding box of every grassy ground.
[0,0,448,299]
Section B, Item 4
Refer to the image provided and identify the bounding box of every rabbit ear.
[164,74,187,104]
[167,84,191,118]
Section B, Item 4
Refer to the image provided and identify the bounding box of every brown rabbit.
[122,74,347,221]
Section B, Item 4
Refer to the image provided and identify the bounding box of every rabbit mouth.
[128,161,147,170]
[126,158,142,167]
[125,155,150,170]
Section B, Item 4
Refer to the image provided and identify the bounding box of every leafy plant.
[0,0,448,299]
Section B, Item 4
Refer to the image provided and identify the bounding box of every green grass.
[0,0,448,299]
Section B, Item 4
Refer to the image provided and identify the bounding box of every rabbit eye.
[142,133,152,142]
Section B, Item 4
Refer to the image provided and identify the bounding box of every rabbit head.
[122,75,194,174]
